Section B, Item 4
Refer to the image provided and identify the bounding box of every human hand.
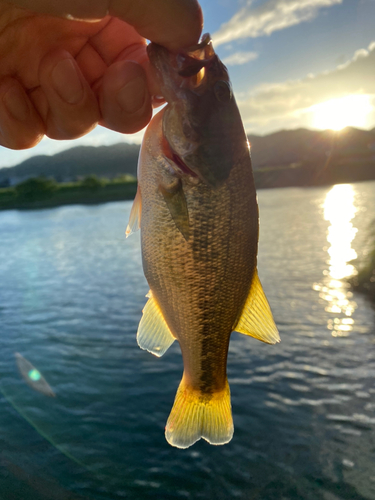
[0,0,202,149]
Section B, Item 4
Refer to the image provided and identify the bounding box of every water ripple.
[0,187,375,499]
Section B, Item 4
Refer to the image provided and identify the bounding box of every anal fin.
[234,269,280,344]
[137,291,175,357]
[126,187,142,238]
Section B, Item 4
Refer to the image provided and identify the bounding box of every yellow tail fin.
[165,376,233,449]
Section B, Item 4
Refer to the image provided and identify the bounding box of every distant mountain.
[248,127,375,169]
[0,143,140,185]
[1,127,375,188]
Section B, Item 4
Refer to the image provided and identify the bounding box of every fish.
[126,34,279,449]
[15,352,55,397]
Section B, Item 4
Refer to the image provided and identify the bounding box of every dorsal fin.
[137,291,176,357]
[234,270,280,345]
[126,187,142,238]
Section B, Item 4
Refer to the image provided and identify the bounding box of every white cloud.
[212,0,342,46]
[237,41,375,133]
[222,51,258,66]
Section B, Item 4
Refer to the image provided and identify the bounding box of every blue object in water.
[28,369,41,382]
[15,353,55,398]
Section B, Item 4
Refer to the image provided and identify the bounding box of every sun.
[310,94,373,131]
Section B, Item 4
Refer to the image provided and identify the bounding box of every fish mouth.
[147,33,215,91]
[175,33,215,78]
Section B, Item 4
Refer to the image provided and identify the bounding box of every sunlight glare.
[311,95,373,131]
[324,184,357,280]
[313,185,358,338]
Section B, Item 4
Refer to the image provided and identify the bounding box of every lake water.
[0,181,374,500]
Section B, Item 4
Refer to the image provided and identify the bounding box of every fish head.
[148,34,247,188]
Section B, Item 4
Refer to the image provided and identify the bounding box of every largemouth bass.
[127,34,279,449]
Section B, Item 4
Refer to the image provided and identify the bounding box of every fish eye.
[213,80,232,102]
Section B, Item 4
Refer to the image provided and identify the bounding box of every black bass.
[127,34,279,449]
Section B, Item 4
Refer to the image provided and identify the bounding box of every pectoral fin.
[126,187,142,238]
[137,291,176,357]
[159,178,190,241]
[234,270,280,344]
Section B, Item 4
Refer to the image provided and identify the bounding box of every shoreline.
[1,172,375,212]
[0,180,137,211]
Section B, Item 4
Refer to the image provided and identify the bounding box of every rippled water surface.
[0,182,374,500]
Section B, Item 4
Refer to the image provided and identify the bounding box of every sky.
[1,0,375,170]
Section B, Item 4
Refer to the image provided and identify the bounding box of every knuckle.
[0,130,43,150]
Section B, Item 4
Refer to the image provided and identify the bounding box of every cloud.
[212,0,342,46]
[222,51,258,66]
[237,41,375,133]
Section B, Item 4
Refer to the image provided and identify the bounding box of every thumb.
[7,0,203,50]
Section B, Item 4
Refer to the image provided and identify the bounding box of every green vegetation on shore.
[0,175,137,211]
[0,165,317,212]
[350,222,375,299]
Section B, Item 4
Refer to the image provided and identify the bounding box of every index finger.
[8,0,203,51]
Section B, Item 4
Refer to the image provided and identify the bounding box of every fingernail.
[116,77,146,114]
[3,86,30,121]
[51,58,83,104]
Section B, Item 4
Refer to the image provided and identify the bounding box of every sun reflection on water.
[313,185,358,337]
[324,185,357,280]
